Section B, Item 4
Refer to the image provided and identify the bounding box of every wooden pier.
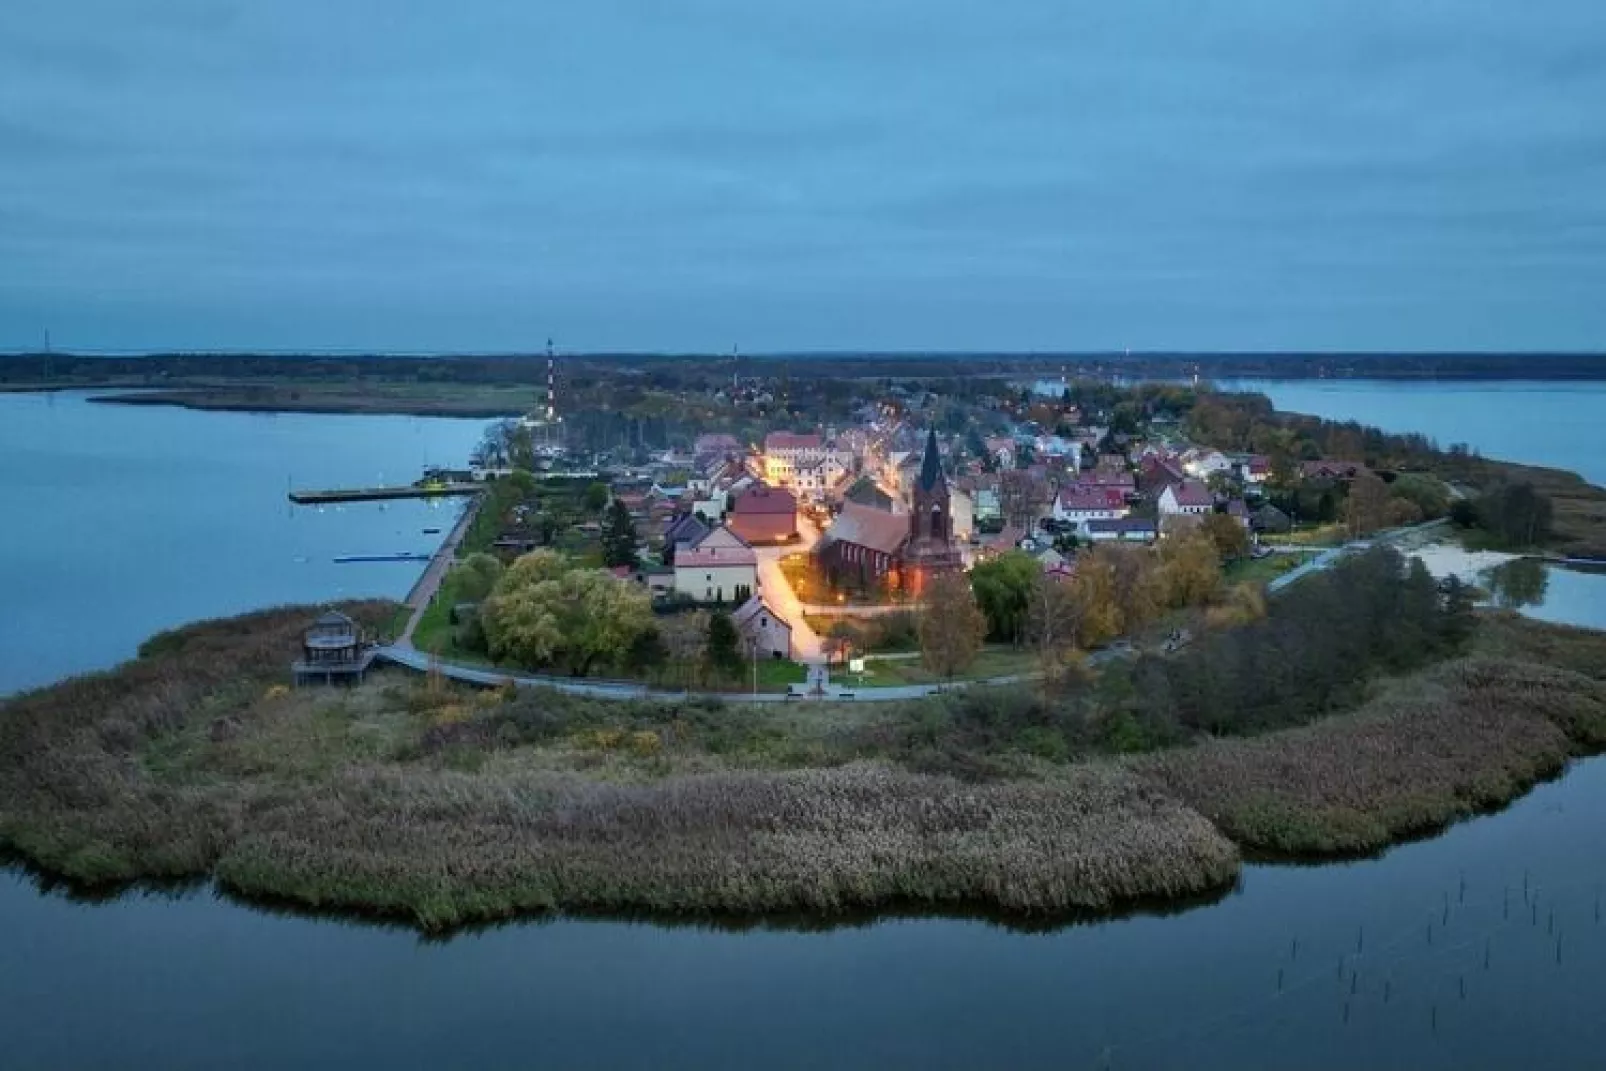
[288,483,483,505]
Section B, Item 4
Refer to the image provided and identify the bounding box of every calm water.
[3,385,1606,1070]
[0,392,486,696]
[1221,379,1606,488]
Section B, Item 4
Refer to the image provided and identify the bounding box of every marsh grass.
[1139,657,1606,854]
[5,601,1605,931]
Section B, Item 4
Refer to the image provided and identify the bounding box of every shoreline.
[2,606,1602,934]
[87,390,525,419]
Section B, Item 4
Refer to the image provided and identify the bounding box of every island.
[4,364,1606,933]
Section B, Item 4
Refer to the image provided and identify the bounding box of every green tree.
[969,551,1039,643]
[601,499,640,567]
[481,552,654,675]
[1390,473,1451,520]
[583,482,610,513]
[706,611,742,674]
[1475,482,1553,548]
[453,552,505,603]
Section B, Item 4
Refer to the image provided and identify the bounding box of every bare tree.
[917,573,987,679]
[1025,573,1083,683]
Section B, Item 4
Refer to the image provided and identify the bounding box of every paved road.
[373,643,1031,703]
[753,514,824,663]
[398,493,484,646]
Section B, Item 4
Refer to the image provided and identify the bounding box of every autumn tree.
[1090,543,1162,633]
[1155,531,1222,608]
[1025,572,1084,681]
[1344,469,1391,537]
[1200,512,1251,562]
[1068,555,1123,648]
[918,572,987,678]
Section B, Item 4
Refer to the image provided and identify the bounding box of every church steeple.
[918,428,943,491]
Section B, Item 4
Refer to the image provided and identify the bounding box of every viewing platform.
[288,483,483,505]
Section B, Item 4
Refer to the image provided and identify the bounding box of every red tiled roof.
[1167,480,1214,508]
[731,483,797,515]
[764,431,823,452]
[1058,488,1124,511]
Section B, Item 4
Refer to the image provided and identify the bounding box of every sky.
[2,0,1605,354]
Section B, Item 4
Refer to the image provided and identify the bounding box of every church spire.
[918,428,943,491]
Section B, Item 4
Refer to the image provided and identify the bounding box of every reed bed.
[1138,658,1606,855]
[211,761,1238,929]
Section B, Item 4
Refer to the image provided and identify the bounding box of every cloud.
[1,0,1604,351]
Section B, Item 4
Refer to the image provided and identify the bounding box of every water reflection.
[1484,558,1550,609]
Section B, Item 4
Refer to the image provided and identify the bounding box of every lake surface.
[3,384,1606,1069]
[1220,379,1606,488]
[0,392,486,697]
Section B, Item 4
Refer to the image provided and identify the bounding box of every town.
[380,358,1492,699]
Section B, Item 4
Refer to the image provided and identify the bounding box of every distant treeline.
[5,350,1604,386]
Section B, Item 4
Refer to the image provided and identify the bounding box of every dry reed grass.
[212,761,1239,929]
[1139,657,1606,854]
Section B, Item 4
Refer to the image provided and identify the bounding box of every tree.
[969,551,1039,643]
[600,499,640,567]
[706,611,742,674]
[454,552,505,603]
[1090,543,1162,633]
[1068,555,1122,647]
[583,482,610,513]
[823,619,860,666]
[1390,473,1451,520]
[1156,532,1222,608]
[1344,470,1391,537]
[1025,573,1084,682]
[1475,482,1553,548]
[918,572,987,678]
[481,552,654,675]
[1200,513,1251,562]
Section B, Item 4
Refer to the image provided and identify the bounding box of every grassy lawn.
[837,646,1039,687]
[1280,524,1348,546]
[1225,551,1318,587]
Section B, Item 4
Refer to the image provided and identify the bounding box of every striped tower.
[545,338,556,422]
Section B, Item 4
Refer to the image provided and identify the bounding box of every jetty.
[288,483,482,505]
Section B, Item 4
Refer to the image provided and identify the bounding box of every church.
[816,429,963,596]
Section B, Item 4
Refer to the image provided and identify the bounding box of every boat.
[422,527,442,535]
[334,553,432,564]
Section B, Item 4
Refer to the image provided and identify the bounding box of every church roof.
[821,501,909,556]
[918,429,943,491]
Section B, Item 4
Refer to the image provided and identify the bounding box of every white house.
[672,525,758,604]
[1181,448,1233,479]
[1158,480,1213,517]
[1052,487,1129,526]
[949,486,975,543]
[1082,518,1159,543]
[731,596,793,660]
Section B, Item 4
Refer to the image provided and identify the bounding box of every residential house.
[1053,486,1129,527]
[661,513,712,563]
[731,596,792,660]
[1181,448,1233,479]
[672,525,758,604]
[1302,460,1372,483]
[693,433,743,465]
[983,436,1017,469]
[1158,480,1213,517]
[726,483,797,545]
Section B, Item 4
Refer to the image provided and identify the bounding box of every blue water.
[1220,379,1606,488]
[2,384,1606,1069]
[0,392,485,696]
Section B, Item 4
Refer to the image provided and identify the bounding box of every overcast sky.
[3,1,1604,353]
